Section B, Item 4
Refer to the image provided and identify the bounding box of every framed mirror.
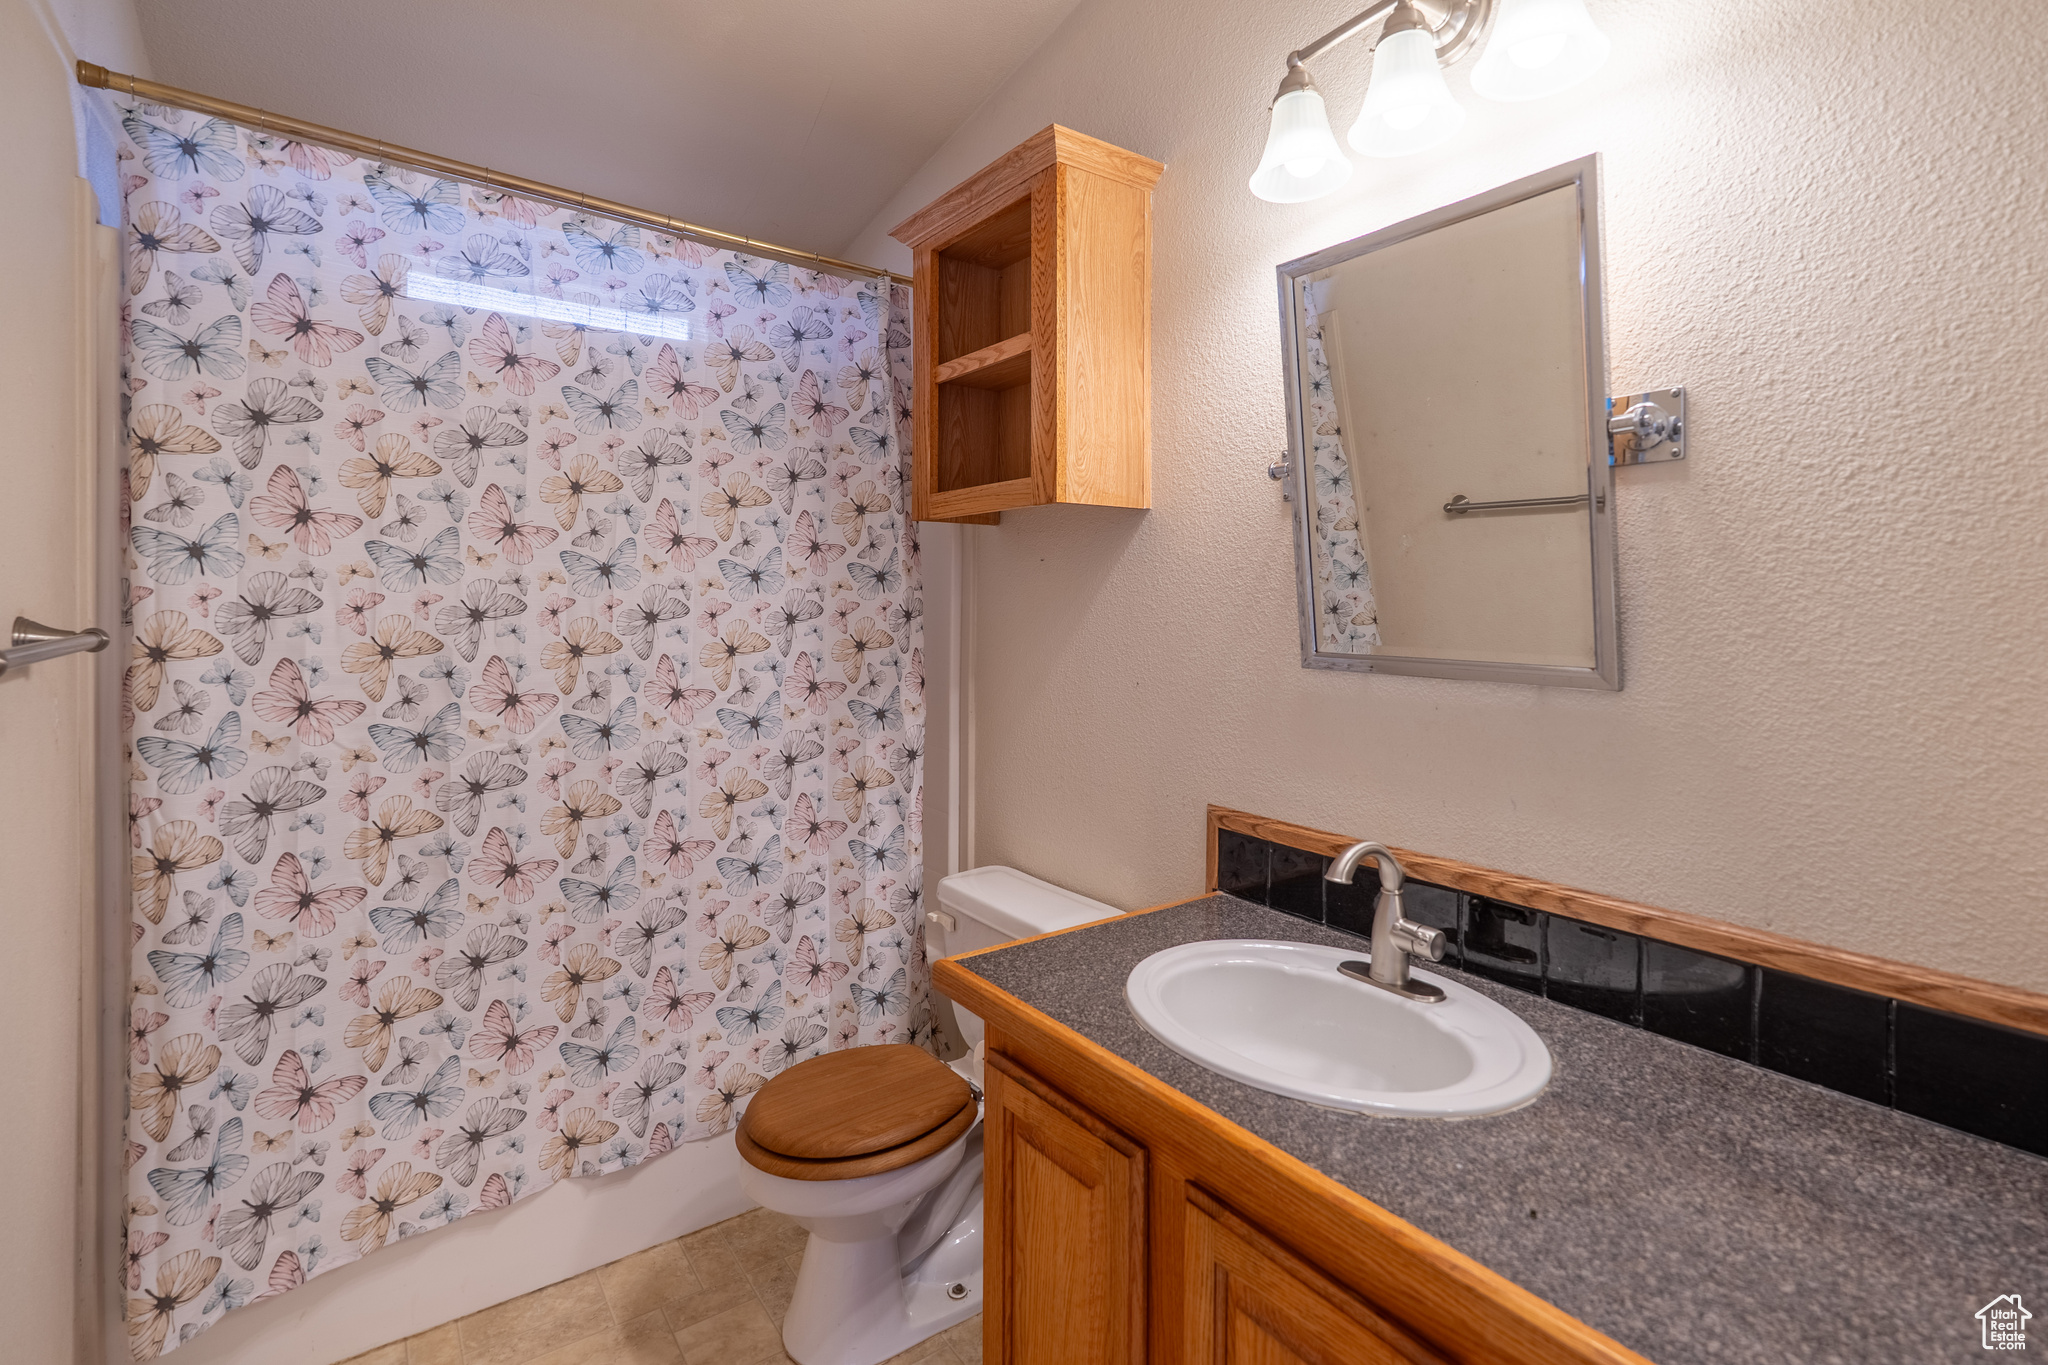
[1279,156,1618,688]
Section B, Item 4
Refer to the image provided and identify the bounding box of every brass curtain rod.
[75,61,914,288]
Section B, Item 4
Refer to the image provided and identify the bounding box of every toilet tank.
[929,866,1117,1071]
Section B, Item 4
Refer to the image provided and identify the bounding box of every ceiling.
[135,0,1082,261]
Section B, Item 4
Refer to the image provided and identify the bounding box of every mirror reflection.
[1284,159,1617,687]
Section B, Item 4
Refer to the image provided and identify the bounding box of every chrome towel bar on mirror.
[0,616,109,677]
[1443,492,1592,514]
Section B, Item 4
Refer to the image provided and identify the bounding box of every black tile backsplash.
[1895,1005,2048,1156]
[1268,843,1325,923]
[1215,828,1267,903]
[1209,825,2048,1160]
[1642,939,1755,1061]
[1464,899,1544,995]
[1757,970,1891,1106]
[1322,864,1372,937]
[1547,917,1641,1025]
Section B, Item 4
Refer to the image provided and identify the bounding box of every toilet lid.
[742,1043,974,1160]
[736,1102,976,1182]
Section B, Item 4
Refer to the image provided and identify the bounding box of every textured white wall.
[846,0,2048,990]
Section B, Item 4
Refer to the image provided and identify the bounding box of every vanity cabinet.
[940,953,1649,1365]
[889,125,1162,524]
[1182,1187,1449,1364]
[985,1051,1445,1365]
[984,1055,1146,1362]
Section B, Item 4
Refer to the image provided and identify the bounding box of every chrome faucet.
[1325,841,1447,1003]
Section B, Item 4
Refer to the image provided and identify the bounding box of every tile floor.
[333,1207,983,1365]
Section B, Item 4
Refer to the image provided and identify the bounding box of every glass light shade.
[1470,0,1612,102]
[1347,26,1466,158]
[1250,87,1355,203]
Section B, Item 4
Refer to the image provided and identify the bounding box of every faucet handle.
[1392,919,1446,963]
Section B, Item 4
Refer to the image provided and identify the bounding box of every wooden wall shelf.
[892,126,1163,524]
[936,333,1034,388]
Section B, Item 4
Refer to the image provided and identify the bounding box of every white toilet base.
[739,1126,985,1365]
[782,1218,982,1365]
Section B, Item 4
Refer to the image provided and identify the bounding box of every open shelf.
[935,379,1032,495]
[930,194,1034,513]
[936,333,1032,389]
[934,196,1031,365]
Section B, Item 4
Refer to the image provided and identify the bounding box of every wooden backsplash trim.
[1207,805,2048,1038]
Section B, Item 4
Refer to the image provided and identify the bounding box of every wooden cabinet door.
[1183,1187,1450,1365]
[984,1053,1146,1364]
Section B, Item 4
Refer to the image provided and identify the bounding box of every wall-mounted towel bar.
[1443,493,1592,515]
[0,617,108,677]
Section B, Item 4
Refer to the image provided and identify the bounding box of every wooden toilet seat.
[736,1043,977,1181]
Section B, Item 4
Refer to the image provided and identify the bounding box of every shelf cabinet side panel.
[1030,165,1062,507]
[912,246,938,522]
[1057,165,1152,509]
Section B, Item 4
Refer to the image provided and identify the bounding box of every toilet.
[734,866,1116,1365]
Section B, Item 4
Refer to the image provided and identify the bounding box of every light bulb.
[1347,26,1465,158]
[1471,0,1611,102]
[1509,31,1569,69]
[1250,83,1354,203]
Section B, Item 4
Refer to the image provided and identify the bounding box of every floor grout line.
[592,1261,620,1331]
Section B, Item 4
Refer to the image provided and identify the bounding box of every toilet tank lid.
[935,865,1117,941]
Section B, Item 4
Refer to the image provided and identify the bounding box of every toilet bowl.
[734,867,1116,1365]
[737,1126,984,1365]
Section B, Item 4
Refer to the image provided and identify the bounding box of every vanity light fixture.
[1248,63,1354,203]
[1347,4,1465,157]
[1470,0,1612,101]
[1250,0,1612,202]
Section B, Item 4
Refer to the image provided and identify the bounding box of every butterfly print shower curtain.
[1299,279,1378,652]
[111,96,928,1358]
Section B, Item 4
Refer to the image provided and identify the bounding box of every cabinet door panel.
[986,1052,1146,1365]
[1184,1187,1450,1365]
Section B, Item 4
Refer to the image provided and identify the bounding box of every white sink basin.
[1125,940,1551,1118]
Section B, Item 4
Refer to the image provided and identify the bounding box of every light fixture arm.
[1288,0,1402,69]
[1283,0,1495,75]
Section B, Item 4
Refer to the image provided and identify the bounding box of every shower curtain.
[111,95,925,1358]
[1299,280,1378,651]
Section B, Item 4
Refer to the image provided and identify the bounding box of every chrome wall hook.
[0,616,109,677]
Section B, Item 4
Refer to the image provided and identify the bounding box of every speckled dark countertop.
[954,895,2048,1365]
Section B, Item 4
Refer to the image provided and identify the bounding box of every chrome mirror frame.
[1277,154,1619,689]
